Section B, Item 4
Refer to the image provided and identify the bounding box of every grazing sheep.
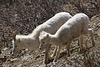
[39,13,95,62]
[11,12,72,64]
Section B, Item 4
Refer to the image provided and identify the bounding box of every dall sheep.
[11,12,72,64]
[39,13,95,62]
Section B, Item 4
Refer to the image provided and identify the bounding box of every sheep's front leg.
[88,28,95,47]
[66,42,71,57]
[51,46,57,58]
[45,48,48,65]
[53,46,61,62]
[44,44,51,64]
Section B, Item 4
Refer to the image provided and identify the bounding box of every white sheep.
[39,13,95,62]
[11,12,72,64]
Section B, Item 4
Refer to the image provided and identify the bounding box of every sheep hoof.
[46,57,54,64]
[48,57,54,62]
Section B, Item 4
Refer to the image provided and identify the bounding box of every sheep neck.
[16,35,31,40]
[49,35,59,45]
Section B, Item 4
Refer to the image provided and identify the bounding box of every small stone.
[2,47,8,51]
[39,64,46,67]
[10,58,18,61]
[17,64,22,67]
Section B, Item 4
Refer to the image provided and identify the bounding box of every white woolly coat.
[15,12,72,50]
[50,13,89,46]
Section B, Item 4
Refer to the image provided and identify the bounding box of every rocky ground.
[0,0,100,67]
[0,14,100,67]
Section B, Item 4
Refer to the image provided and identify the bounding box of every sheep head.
[11,32,20,55]
[39,31,50,51]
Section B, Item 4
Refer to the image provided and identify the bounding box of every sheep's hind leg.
[66,42,71,57]
[51,46,57,58]
[78,38,80,46]
[53,46,61,62]
[88,28,95,47]
[79,35,85,53]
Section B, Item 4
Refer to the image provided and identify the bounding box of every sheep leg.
[78,38,80,46]
[66,42,71,57]
[44,49,48,66]
[88,28,95,47]
[45,48,48,64]
[54,46,61,62]
[79,35,84,53]
[45,45,51,64]
[47,45,52,61]
[51,46,57,57]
